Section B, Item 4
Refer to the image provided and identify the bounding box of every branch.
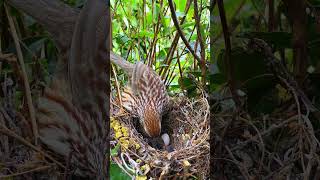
[248,38,317,114]
[147,1,167,66]
[268,0,274,31]
[0,165,52,178]
[0,124,64,168]
[212,0,245,43]
[209,0,216,67]
[5,4,39,145]
[167,0,202,64]
[159,0,192,78]
[194,0,205,62]
[282,0,308,85]
[217,0,239,106]
[194,0,207,85]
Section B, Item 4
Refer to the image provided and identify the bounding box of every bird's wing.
[121,86,138,115]
[131,61,145,95]
[131,62,169,111]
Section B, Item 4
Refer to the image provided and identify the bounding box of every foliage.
[111,0,210,96]
[1,0,320,179]
[110,163,131,180]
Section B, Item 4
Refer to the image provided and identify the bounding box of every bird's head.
[141,106,161,137]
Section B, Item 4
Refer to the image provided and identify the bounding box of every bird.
[111,52,169,138]
[36,78,108,178]
[35,1,109,179]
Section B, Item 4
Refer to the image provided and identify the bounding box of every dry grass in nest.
[110,96,210,179]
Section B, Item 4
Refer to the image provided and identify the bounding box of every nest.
[110,96,210,179]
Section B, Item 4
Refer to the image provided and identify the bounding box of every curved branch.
[167,0,202,64]
[159,0,192,79]
[5,4,38,145]
[217,0,239,106]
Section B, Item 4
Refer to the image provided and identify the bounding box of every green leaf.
[169,84,181,92]
[24,15,37,27]
[110,144,120,157]
[117,35,130,45]
[146,11,153,25]
[179,0,187,12]
[217,47,279,114]
[217,47,268,81]
[180,22,196,30]
[174,0,187,13]
[26,37,47,54]
[217,47,277,94]
[138,30,154,38]
[188,71,202,77]
[209,73,226,85]
[251,0,266,14]
[110,163,131,180]
[179,76,198,97]
[153,3,160,23]
[76,0,85,7]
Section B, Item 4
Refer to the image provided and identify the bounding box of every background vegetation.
[111,0,320,178]
[111,0,210,97]
[1,0,320,179]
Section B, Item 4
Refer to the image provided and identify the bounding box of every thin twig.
[167,0,202,64]
[5,4,39,145]
[111,64,123,107]
[166,26,197,85]
[147,0,167,66]
[268,0,275,31]
[239,117,265,174]
[160,0,192,78]
[0,165,52,178]
[194,0,206,85]
[212,0,245,43]
[209,0,217,77]
[176,49,183,79]
[225,145,250,180]
[231,115,298,151]
[0,124,65,168]
[216,0,239,107]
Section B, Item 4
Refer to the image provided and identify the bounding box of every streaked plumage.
[111,52,169,137]
[36,1,109,179]
[37,79,107,178]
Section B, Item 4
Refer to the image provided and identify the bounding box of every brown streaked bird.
[36,1,109,179]
[111,52,169,138]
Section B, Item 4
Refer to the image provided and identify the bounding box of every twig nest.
[111,96,210,178]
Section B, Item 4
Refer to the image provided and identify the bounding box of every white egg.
[161,133,170,146]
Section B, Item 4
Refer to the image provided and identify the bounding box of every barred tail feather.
[121,87,137,114]
[110,52,134,75]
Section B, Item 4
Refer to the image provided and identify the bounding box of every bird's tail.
[110,52,134,74]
